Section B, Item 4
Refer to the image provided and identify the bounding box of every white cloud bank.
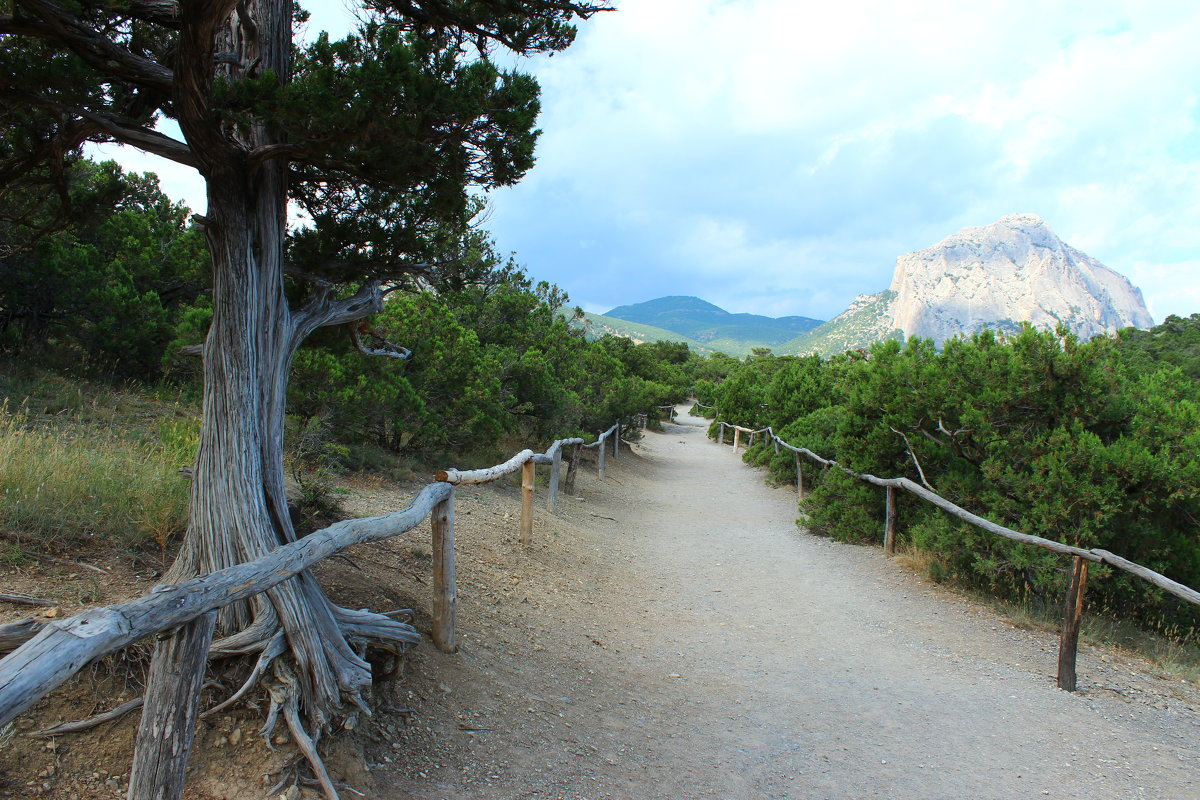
[90,0,1200,324]
[487,0,1200,322]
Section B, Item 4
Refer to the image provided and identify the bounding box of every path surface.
[367,408,1200,800]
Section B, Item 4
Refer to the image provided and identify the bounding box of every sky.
[96,0,1200,323]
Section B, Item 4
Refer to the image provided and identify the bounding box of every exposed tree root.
[12,583,421,800]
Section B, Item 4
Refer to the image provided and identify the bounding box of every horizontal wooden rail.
[436,449,536,485]
[0,416,638,800]
[716,419,1200,690]
[582,422,619,448]
[582,422,620,479]
[0,483,453,729]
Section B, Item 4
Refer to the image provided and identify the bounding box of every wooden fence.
[714,420,1200,693]
[0,418,629,799]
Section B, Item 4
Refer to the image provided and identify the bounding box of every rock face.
[889,213,1153,344]
[786,214,1154,355]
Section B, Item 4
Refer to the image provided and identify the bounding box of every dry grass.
[0,404,192,554]
[889,542,1200,683]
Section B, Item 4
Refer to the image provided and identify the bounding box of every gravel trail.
[371,407,1200,800]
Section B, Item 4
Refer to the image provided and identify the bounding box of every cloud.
[488,0,1200,321]
[85,0,1200,324]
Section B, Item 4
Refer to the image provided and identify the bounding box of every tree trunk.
[155,0,416,784]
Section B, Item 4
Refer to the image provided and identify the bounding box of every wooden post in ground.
[884,486,898,556]
[795,452,804,502]
[431,492,457,652]
[597,437,607,480]
[612,421,619,460]
[774,437,780,454]
[127,611,217,800]
[749,432,756,448]
[716,422,725,444]
[1057,556,1090,692]
[733,427,742,453]
[565,443,581,494]
[547,447,562,513]
[520,460,535,545]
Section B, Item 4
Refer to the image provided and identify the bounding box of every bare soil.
[3,407,1200,799]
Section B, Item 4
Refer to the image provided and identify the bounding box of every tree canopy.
[2,1,612,795]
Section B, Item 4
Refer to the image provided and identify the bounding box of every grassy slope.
[603,296,823,350]
[574,312,719,354]
[778,290,902,356]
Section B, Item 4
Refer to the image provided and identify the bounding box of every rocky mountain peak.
[787,215,1154,357]
[886,214,1153,345]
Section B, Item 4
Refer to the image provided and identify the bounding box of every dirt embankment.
[3,408,1200,799]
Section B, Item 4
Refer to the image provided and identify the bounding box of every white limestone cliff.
[888,214,1152,344]
[786,215,1154,356]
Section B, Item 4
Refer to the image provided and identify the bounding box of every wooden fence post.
[565,443,581,494]
[795,452,804,502]
[884,486,897,556]
[1057,556,1090,692]
[547,447,562,513]
[431,492,457,652]
[749,432,756,448]
[733,427,742,453]
[520,460,535,545]
[716,422,725,444]
[127,611,217,800]
[774,437,780,454]
[598,437,606,480]
[612,421,619,460]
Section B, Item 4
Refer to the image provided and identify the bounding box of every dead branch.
[889,427,935,491]
[350,324,411,361]
[28,697,143,737]
[0,592,54,607]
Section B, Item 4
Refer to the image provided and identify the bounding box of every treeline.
[0,159,698,459]
[702,323,1200,633]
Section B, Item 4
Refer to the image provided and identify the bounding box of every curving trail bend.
[370,406,1200,800]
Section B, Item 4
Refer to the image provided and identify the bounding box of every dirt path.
[358,408,1200,800]
[4,408,1198,799]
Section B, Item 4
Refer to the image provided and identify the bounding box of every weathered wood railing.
[581,420,621,480]
[0,418,631,799]
[714,420,1200,692]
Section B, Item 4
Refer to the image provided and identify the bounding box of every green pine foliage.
[710,325,1200,635]
[0,160,207,379]
[285,269,697,459]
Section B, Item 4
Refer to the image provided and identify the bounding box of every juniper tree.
[1,0,608,790]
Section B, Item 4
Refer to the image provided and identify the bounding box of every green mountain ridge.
[570,312,716,354]
[604,296,823,348]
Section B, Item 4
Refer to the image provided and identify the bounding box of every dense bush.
[287,274,694,457]
[709,325,1200,634]
[0,160,207,379]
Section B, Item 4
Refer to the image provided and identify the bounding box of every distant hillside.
[787,215,1154,357]
[782,291,903,357]
[603,296,823,353]
[571,312,715,354]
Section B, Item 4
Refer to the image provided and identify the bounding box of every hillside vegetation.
[574,311,715,354]
[701,319,1200,639]
[604,296,822,355]
[0,160,709,561]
